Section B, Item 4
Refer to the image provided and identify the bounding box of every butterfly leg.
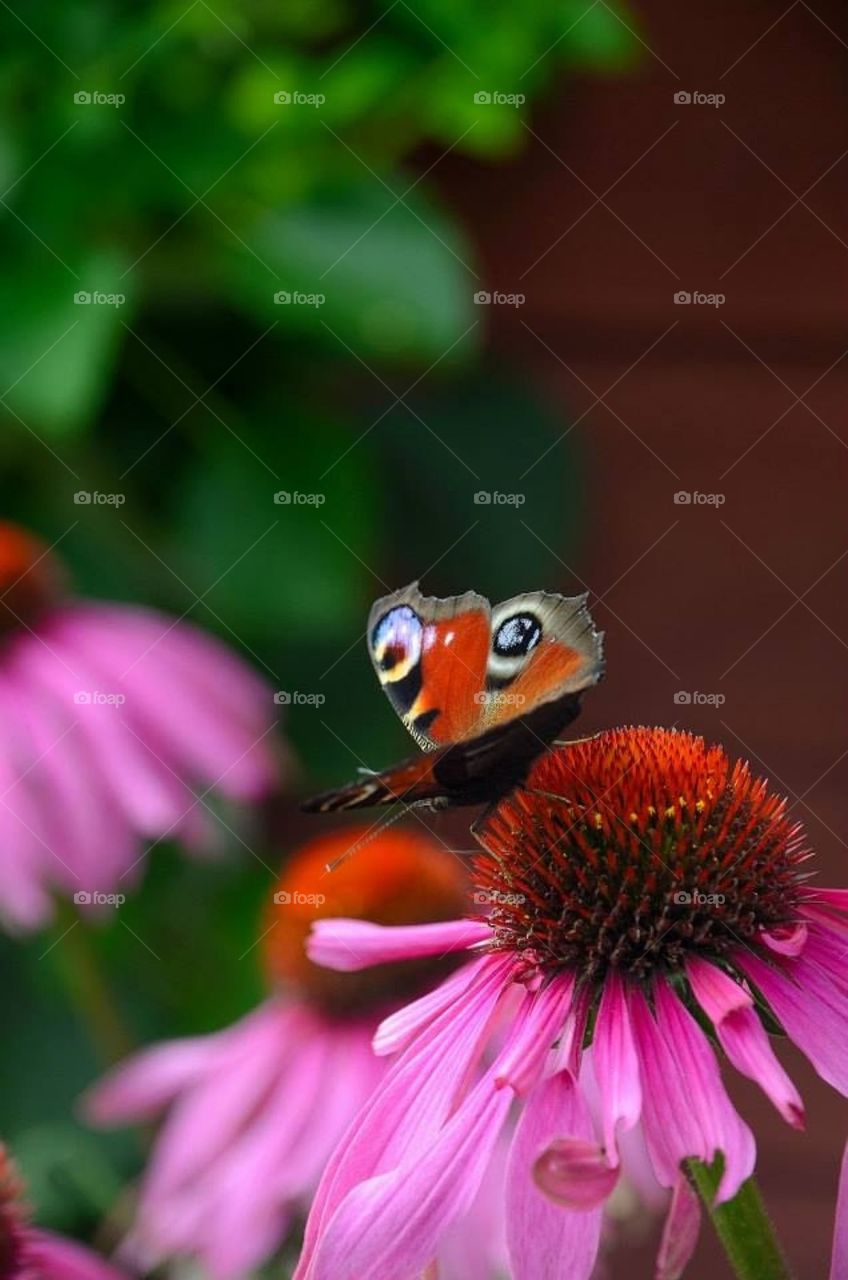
[470,798,500,843]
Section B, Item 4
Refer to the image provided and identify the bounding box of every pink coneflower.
[297,727,848,1280]
[0,1143,128,1278]
[0,522,276,929]
[83,826,490,1280]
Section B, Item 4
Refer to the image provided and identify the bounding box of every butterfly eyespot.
[381,644,404,671]
[493,612,542,658]
[371,606,423,681]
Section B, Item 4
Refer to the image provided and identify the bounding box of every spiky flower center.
[262,826,468,1017]
[474,728,807,982]
[0,523,64,635]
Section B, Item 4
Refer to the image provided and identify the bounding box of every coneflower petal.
[508,1072,604,1279]
[760,923,808,956]
[307,918,489,972]
[82,1035,226,1125]
[296,954,513,1278]
[740,952,848,1097]
[630,981,755,1203]
[373,958,487,1056]
[494,974,575,1096]
[687,957,804,1129]
[57,606,275,799]
[592,970,642,1162]
[26,1230,129,1280]
[307,1070,512,1280]
[656,1175,701,1280]
[806,888,848,914]
[534,1138,619,1211]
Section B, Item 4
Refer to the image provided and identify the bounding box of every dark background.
[1,0,845,1274]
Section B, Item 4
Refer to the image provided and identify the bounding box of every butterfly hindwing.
[480,590,604,730]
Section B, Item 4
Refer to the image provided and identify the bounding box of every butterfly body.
[304,583,604,814]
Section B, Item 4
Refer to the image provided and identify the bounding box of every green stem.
[687,1158,794,1280]
[53,900,134,1065]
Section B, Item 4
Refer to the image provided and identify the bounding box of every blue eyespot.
[372,606,423,677]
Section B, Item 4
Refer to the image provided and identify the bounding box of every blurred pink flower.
[86,997,386,1279]
[0,522,277,929]
[83,826,495,1280]
[295,729,848,1280]
[0,1144,128,1279]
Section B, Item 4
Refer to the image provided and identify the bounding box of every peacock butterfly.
[303,582,604,813]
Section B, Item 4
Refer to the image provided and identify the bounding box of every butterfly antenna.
[324,804,410,872]
[550,731,601,749]
[522,785,573,805]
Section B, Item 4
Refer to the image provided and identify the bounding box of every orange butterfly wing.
[478,591,603,731]
[368,584,490,747]
[304,586,604,814]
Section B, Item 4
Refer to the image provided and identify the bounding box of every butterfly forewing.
[367,583,491,748]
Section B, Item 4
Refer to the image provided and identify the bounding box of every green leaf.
[319,40,421,127]
[13,1124,127,1233]
[0,249,132,438]
[226,183,479,362]
[563,1,640,68]
[173,417,383,649]
[420,62,528,157]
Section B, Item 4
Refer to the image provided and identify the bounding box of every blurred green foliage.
[0,0,637,780]
[0,0,636,1264]
[1,0,634,431]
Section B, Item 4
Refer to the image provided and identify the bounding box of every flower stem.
[52,900,134,1065]
[686,1157,794,1280]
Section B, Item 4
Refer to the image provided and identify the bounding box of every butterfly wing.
[367,582,491,749]
[301,752,446,813]
[478,590,604,730]
[303,586,604,814]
